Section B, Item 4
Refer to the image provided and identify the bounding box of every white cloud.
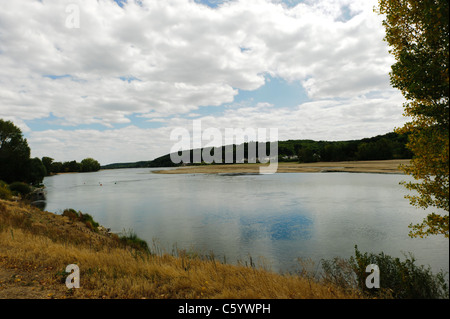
[1,0,408,163]
[1,0,395,119]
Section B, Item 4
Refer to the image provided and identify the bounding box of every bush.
[8,182,32,196]
[62,209,99,232]
[62,208,79,221]
[79,212,99,231]
[321,245,449,299]
[119,229,150,253]
[0,181,12,200]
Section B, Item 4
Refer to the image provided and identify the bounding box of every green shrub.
[8,182,32,196]
[119,229,150,253]
[321,245,449,299]
[62,208,79,221]
[62,209,100,232]
[79,212,99,231]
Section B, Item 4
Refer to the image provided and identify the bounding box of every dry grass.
[0,199,362,299]
[153,159,411,175]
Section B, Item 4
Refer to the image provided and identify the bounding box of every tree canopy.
[81,158,101,172]
[42,157,101,175]
[0,119,46,185]
[377,0,449,237]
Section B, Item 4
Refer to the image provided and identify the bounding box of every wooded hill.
[101,132,413,169]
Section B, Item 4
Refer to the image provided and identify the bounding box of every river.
[43,168,449,275]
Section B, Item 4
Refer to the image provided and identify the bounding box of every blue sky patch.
[119,75,142,83]
[235,75,309,108]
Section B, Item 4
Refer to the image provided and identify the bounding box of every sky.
[0,0,407,165]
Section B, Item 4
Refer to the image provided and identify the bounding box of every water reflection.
[240,213,313,241]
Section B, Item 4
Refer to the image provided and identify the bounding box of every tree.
[377,0,449,237]
[62,160,81,173]
[80,158,101,172]
[298,145,318,163]
[26,157,47,185]
[356,140,392,161]
[41,157,54,176]
[0,119,31,183]
[51,161,63,174]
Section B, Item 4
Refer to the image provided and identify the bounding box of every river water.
[43,168,449,275]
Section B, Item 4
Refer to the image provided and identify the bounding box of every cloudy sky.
[0,0,406,165]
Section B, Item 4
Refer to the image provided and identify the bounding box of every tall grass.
[118,228,150,253]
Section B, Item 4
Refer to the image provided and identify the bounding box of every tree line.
[280,132,412,163]
[0,119,100,186]
[160,131,412,166]
[102,131,413,170]
[42,157,101,175]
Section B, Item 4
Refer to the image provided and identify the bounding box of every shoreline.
[152,159,411,175]
[0,199,361,299]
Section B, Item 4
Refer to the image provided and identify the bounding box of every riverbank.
[152,159,410,175]
[0,199,361,299]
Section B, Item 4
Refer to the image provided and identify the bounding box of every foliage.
[8,182,32,196]
[0,119,31,183]
[61,208,99,232]
[0,120,47,185]
[297,145,319,163]
[62,208,79,221]
[80,212,100,231]
[50,161,63,174]
[356,139,392,160]
[377,0,449,237]
[62,160,82,173]
[41,157,101,175]
[119,229,150,253]
[103,161,151,169]
[26,157,47,185]
[140,132,412,168]
[321,246,449,299]
[80,158,101,172]
[41,157,54,176]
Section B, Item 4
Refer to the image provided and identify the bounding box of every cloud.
[1,0,408,163]
[1,0,395,122]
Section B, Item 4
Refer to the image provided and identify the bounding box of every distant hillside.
[101,132,413,170]
[101,161,155,170]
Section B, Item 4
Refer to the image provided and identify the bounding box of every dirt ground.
[0,256,68,299]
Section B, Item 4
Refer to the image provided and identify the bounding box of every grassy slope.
[0,199,362,299]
